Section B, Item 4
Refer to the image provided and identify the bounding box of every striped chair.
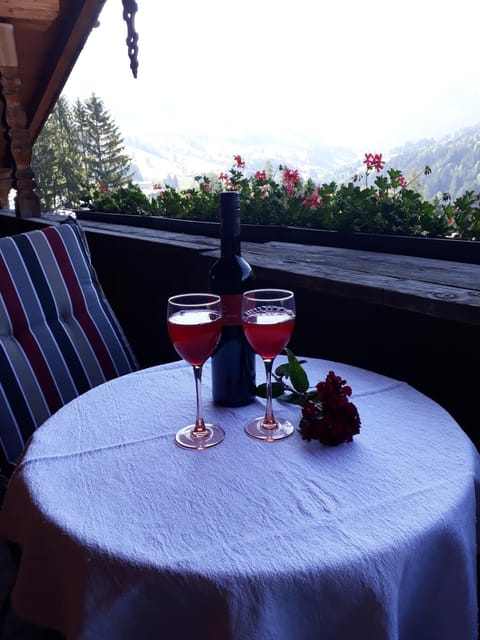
[0,220,138,478]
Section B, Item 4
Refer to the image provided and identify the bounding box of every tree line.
[383,125,480,201]
[32,93,480,214]
[32,94,132,211]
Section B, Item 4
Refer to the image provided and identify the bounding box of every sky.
[62,0,480,153]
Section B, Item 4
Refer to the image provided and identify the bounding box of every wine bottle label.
[220,294,242,326]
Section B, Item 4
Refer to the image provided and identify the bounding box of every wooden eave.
[0,0,60,22]
[1,0,107,145]
[0,0,108,214]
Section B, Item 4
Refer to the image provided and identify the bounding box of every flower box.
[75,210,480,265]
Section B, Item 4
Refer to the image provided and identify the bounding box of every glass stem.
[263,358,277,428]
[193,365,207,434]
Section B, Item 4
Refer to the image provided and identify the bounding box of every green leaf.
[255,382,284,399]
[286,349,309,393]
[274,363,290,378]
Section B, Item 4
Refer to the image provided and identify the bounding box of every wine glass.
[241,289,296,441]
[167,293,225,449]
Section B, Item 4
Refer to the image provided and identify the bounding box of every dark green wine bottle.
[208,192,256,406]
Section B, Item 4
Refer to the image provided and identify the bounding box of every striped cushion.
[0,220,138,471]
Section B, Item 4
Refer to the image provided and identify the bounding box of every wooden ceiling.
[1,0,107,143]
[0,0,118,214]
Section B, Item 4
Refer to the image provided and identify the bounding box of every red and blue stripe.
[0,222,138,469]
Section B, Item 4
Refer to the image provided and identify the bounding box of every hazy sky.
[63,0,480,151]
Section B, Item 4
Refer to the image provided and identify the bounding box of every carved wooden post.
[0,23,14,209]
[0,23,40,216]
[0,97,12,208]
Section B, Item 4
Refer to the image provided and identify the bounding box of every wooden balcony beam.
[69,219,480,326]
[0,0,59,22]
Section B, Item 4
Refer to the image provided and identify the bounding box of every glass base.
[244,416,295,442]
[175,423,225,450]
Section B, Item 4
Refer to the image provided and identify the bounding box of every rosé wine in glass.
[168,309,223,366]
[242,311,295,360]
[167,294,225,450]
[242,289,296,442]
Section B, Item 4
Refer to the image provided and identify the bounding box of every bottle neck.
[220,228,241,257]
[219,191,241,258]
[220,210,241,258]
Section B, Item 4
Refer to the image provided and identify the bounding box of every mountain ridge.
[126,122,480,199]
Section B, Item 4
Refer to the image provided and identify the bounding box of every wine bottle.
[208,191,256,406]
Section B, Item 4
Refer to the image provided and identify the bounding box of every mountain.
[125,123,480,200]
[330,124,480,200]
[125,130,359,190]
[388,125,480,199]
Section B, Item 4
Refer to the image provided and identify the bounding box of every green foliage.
[80,94,133,189]
[32,96,84,210]
[87,153,479,240]
[32,94,132,211]
[151,180,221,221]
[255,349,316,405]
[82,182,151,215]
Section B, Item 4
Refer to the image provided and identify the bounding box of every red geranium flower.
[363,153,385,173]
[282,167,300,184]
[299,371,361,446]
[254,170,267,181]
[233,155,245,169]
[302,187,323,208]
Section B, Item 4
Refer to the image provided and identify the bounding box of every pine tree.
[82,94,132,190]
[31,116,58,211]
[56,96,84,206]
[32,96,82,210]
[72,98,91,193]
[32,94,132,211]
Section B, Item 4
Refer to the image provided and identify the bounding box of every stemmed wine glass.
[167,293,225,449]
[241,289,296,441]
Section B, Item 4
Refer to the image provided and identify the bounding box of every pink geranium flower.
[254,170,267,181]
[233,155,245,169]
[363,153,385,173]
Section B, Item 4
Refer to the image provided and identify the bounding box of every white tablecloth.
[0,357,478,639]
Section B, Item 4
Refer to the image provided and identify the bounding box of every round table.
[1,357,478,639]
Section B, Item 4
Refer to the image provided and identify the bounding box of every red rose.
[299,371,361,446]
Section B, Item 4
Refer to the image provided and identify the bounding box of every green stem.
[272,373,311,403]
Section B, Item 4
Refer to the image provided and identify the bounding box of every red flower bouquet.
[256,350,361,446]
[299,372,361,445]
